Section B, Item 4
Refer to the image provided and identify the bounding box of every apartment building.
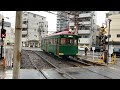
[106,11,120,18]
[109,11,120,15]
[22,11,48,47]
[106,14,120,47]
[69,11,97,49]
[57,11,69,31]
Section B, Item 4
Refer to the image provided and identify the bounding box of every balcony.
[79,21,91,25]
[22,31,27,34]
[22,24,28,28]
[79,13,91,18]
[69,15,74,18]
[69,22,74,26]
[22,38,27,41]
[78,30,91,34]
[78,38,90,44]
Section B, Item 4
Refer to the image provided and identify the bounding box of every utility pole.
[74,11,79,35]
[108,19,112,56]
[67,11,79,34]
[13,11,22,79]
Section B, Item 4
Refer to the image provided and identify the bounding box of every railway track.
[24,50,49,79]
[24,50,76,79]
[22,50,109,79]
[41,51,92,66]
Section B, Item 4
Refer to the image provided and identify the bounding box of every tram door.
[56,38,59,56]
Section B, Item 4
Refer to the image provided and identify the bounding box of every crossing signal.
[1,29,6,38]
[99,26,107,35]
[99,35,107,45]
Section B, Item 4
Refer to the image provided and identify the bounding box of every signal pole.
[108,19,112,56]
[1,18,4,59]
[13,11,22,79]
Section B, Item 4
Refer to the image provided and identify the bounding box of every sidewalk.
[77,54,107,65]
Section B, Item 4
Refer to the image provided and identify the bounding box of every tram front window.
[61,38,66,45]
[67,38,73,45]
[74,39,78,46]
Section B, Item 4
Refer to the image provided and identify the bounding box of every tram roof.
[47,30,76,37]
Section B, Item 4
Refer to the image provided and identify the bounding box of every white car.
[78,47,85,51]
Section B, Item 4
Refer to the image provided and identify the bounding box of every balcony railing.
[78,30,91,34]
[79,13,92,18]
[78,38,90,44]
[22,24,28,28]
[79,21,91,25]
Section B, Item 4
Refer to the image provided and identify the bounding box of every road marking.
[108,67,120,71]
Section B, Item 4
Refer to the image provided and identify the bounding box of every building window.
[93,20,94,24]
[22,34,27,38]
[108,35,111,38]
[45,25,46,27]
[37,23,38,25]
[24,14,27,16]
[33,14,36,18]
[84,36,89,38]
[23,21,27,24]
[22,28,27,31]
[34,35,37,37]
[42,18,43,20]
[79,36,82,38]
[117,34,120,37]
[34,29,36,31]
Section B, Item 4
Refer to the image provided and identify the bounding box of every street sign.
[92,47,95,50]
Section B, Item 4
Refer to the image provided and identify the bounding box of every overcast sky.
[0,11,109,32]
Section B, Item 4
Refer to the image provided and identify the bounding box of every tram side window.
[48,39,51,44]
[56,38,58,44]
[45,40,47,44]
[53,38,55,44]
[50,39,52,44]
[61,38,66,45]
[55,38,57,44]
[43,40,45,44]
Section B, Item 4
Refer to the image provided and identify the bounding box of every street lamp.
[108,19,112,56]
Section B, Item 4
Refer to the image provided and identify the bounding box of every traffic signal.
[1,29,6,38]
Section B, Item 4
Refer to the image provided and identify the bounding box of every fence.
[5,46,13,67]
